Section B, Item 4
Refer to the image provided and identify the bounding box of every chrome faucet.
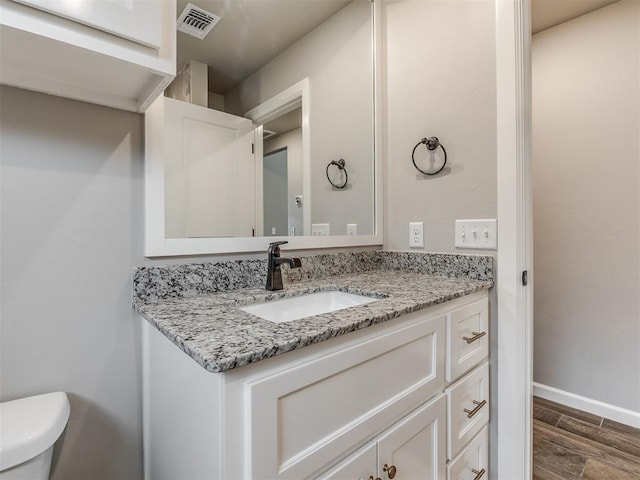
[266,241,301,291]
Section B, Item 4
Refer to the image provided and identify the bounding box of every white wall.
[226,0,374,236]
[0,86,146,479]
[382,0,497,253]
[532,0,640,412]
[0,86,255,479]
[0,86,377,479]
[380,0,498,473]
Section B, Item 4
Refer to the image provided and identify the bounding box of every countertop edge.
[136,276,492,373]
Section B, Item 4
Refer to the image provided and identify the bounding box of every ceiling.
[176,0,351,94]
[531,0,620,33]
[264,107,302,139]
[176,0,621,95]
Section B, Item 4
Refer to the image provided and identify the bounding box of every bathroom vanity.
[136,253,492,480]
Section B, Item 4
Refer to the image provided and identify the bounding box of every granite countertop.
[135,270,493,373]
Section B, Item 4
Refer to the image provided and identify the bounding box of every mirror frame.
[144,0,382,257]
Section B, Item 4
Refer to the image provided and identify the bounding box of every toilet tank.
[0,392,70,479]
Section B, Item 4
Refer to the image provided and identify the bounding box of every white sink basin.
[240,291,378,323]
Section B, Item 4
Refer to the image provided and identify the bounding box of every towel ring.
[412,136,447,176]
[326,158,348,189]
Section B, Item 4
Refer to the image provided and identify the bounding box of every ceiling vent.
[177,3,221,40]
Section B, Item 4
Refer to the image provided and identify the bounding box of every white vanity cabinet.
[444,298,490,480]
[0,0,175,112]
[141,290,489,480]
[319,394,446,480]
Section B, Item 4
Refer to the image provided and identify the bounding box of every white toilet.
[0,392,70,479]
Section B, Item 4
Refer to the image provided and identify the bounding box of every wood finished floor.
[533,396,640,480]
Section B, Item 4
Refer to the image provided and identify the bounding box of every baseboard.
[533,382,640,429]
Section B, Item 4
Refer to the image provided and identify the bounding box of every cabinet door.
[315,442,377,480]
[376,394,446,480]
[164,97,256,239]
[11,0,162,48]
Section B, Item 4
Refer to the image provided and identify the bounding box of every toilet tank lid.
[0,392,70,471]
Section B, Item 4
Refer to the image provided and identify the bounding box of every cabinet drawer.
[248,313,446,479]
[446,363,489,459]
[446,297,488,382]
[447,427,488,480]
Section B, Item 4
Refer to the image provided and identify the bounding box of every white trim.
[245,79,305,125]
[372,0,383,249]
[142,318,151,479]
[496,0,533,479]
[533,383,640,429]
[144,94,167,257]
[254,125,265,237]
[143,2,382,257]
[246,78,312,236]
[151,234,382,257]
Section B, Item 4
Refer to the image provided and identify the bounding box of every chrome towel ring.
[412,136,447,176]
[326,158,348,189]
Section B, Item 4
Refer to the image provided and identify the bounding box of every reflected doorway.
[263,148,288,236]
[261,106,304,237]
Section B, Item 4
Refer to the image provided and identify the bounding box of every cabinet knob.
[382,464,397,479]
[368,476,382,480]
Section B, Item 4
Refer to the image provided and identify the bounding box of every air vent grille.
[177,3,221,40]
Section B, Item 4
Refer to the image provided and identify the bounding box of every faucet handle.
[268,241,288,255]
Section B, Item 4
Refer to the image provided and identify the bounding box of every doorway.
[530,1,640,477]
[263,148,289,237]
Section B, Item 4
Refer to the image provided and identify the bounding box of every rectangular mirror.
[145,0,382,256]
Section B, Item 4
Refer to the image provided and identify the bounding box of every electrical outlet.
[312,223,330,236]
[409,222,424,248]
[455,219,497,249]
[346,224,357,236]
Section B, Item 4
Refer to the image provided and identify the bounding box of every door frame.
[495,0,533,478]
[245,78,311,236]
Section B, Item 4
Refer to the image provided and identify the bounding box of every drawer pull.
[368,477,382,480]
[462,331,486,344]
[464,399,487,418]
[383,464,397,479]
[472,468,486,480]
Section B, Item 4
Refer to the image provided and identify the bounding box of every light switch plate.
[409,222,424,248]
[455,219,497,249]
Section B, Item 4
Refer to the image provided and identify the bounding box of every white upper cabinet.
[0,0,176,112]
[11,0,162,47]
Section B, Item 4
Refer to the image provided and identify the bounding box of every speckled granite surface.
[379,251,493,280]
[133,251,493,303]
[133,259,267,303]
[135,269,493,373]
